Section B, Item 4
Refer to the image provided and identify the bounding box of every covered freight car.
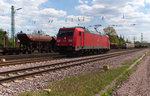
[17,33,56,54]
[56,26,110,55]
[122,43,135,49]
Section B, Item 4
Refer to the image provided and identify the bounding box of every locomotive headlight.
[68,39,72,42]
[57,40,61,42]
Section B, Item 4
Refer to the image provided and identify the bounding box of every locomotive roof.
[59,27,109,37]
[62,26,85,28]
[60,26,90,33]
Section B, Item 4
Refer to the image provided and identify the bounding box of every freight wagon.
[0,33,56,55]
[56,26,110,55]
[122,43,135,49]
[110,43,118,49]
[17,33,56,54]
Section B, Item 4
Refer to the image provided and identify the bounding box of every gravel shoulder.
[112,51,150,96]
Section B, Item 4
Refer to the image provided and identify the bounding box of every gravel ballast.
[112,50,150,96]
[0,49,148,96]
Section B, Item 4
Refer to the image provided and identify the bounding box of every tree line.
[0,29,14,48]
[103,27,148,47]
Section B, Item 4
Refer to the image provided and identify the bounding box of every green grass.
[100,55,146,96]
[17,67,128,96]
[100,67,134,96]
[16,55,145,96]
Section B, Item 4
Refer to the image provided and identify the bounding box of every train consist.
[56,26,110,55]
[110,43,135,49]
[110,42,147,49]
[0,33,56,55]
[0,26,148,55]
[122,43,135,49]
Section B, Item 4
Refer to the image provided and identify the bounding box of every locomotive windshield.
[57,30,74,36]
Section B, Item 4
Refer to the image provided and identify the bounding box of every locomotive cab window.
[79,31,81,36]
[57,30,74,37]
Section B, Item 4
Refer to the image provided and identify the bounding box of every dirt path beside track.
[112,53,150,96]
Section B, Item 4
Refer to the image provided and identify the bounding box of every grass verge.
[16,54,146,96]
[100,54,146,96]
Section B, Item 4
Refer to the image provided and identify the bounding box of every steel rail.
[0,49,142,83]
[0,55,66,67]
[0,53,59,60]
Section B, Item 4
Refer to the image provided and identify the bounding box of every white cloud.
[75,0,150,42]
[76,3,120,16]
[39,8,66,17]
[76,0,146,16]
[146,0,150,3]
[0,0,150,42]
[92,0,129,7]
[78,0,88,4]
[129,0,145,7]
[0,0,68,36]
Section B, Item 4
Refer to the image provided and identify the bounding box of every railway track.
[0,55,66,67]
[0,49,135,67]
[0,49,134,61]
[0,49,142,84]
[0,53,60,60]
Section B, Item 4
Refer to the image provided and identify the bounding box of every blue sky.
[40,0,79,13]
[0,0,150,42]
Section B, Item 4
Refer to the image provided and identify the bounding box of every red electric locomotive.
[56,26,110,55]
